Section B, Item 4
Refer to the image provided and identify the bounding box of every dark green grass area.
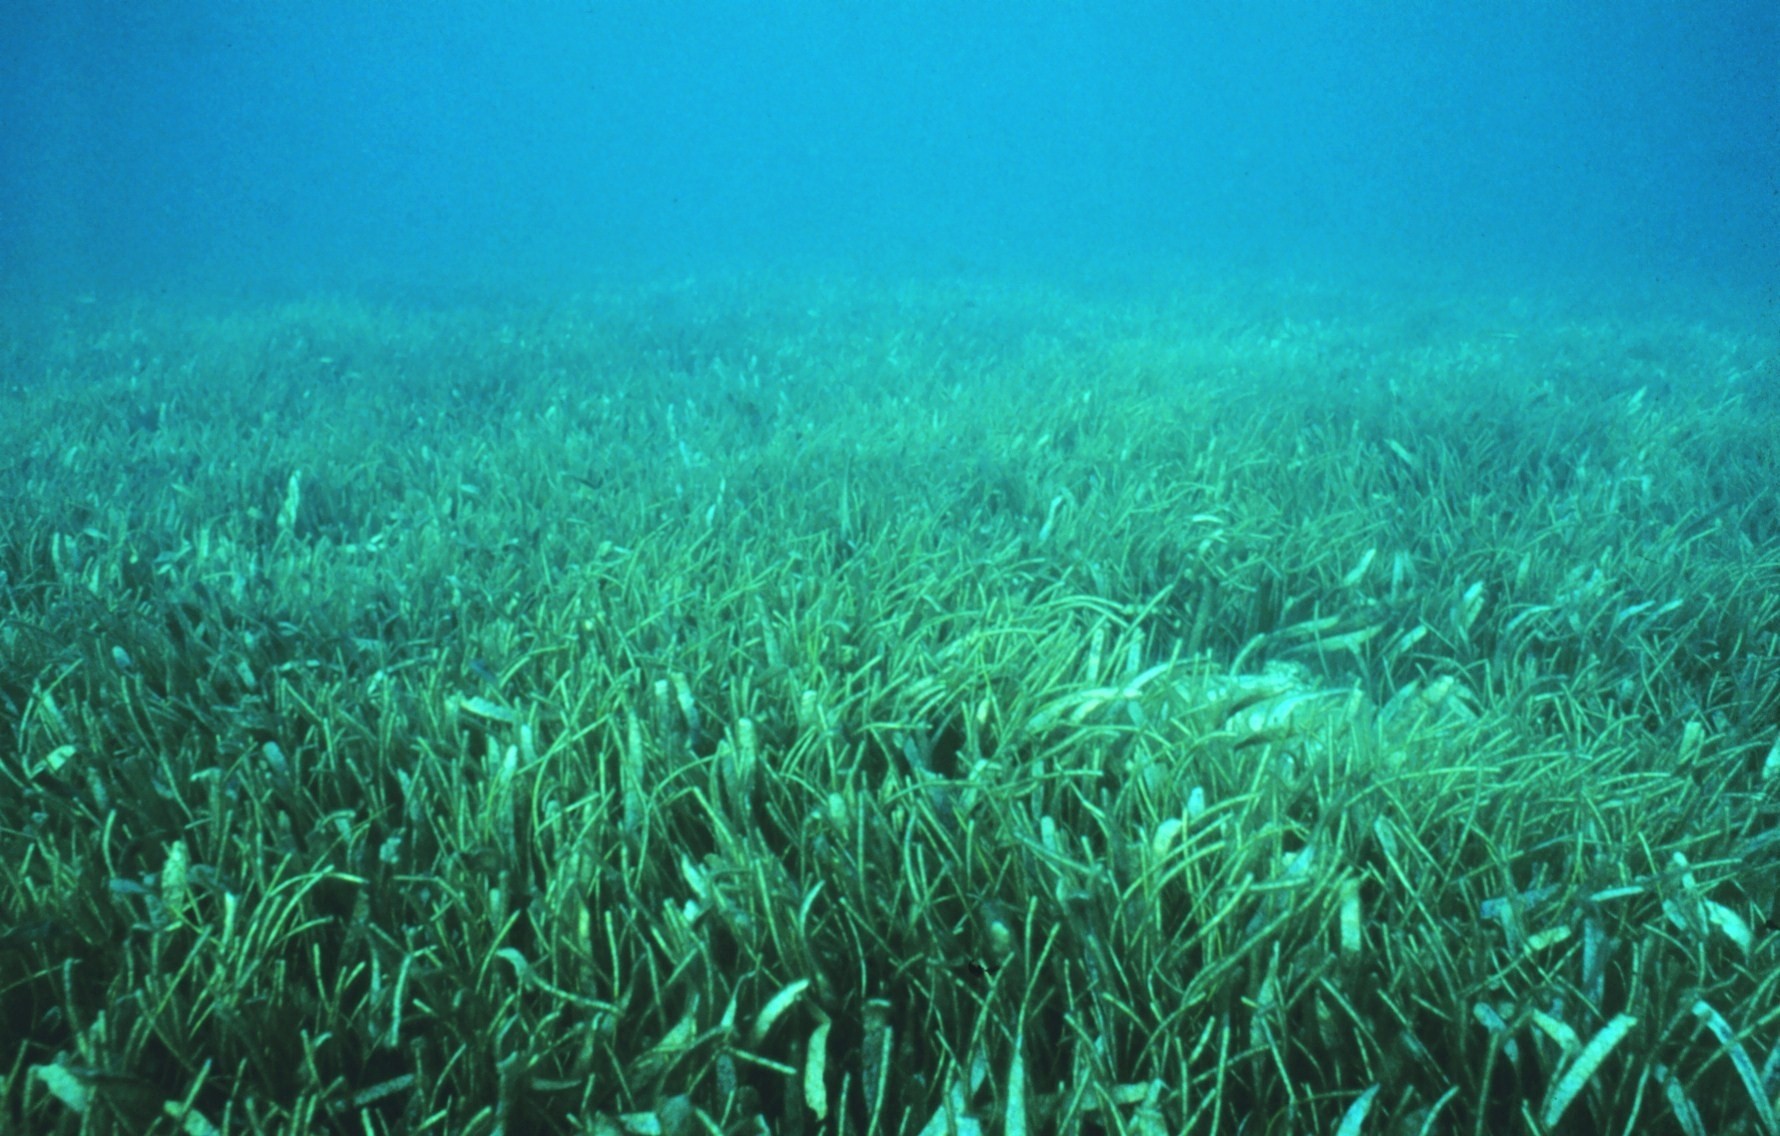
[2,277,1778,1134]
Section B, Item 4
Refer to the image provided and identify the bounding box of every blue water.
[3,1,1774,305]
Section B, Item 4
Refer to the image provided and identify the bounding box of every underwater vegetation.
[1,277,1777,1134]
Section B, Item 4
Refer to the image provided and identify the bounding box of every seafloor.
[2,276,1776,1134]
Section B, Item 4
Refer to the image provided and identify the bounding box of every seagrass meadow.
[1,276,1777,1135]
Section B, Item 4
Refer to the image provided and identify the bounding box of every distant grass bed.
[1,278,1777,1135]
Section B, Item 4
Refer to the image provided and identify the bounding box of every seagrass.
[0,276,1776,1134]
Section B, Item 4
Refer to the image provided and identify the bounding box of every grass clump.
[2,276,1778,1134]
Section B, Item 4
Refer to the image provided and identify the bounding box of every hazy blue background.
[3,0,1775,302]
